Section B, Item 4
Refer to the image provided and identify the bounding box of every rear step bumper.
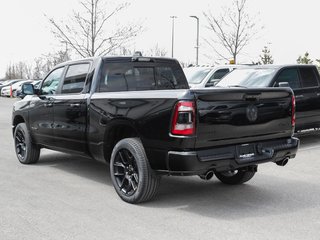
[164,137,299,175]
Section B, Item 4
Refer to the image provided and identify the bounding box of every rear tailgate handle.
[244,94,261,101]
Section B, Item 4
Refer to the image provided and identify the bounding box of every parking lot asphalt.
[1,97,320,240]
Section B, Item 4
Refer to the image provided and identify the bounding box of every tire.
[215,169,255,185]
[14,123,40,164]
[110,138,160,204]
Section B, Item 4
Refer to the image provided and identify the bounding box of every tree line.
[3,0,319,80]
[5,49,71,80]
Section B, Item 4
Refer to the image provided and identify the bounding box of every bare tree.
[203,0,261,63]
[146,44,167,57]
[112,44,167,57]
[48,0,142,58]
[5,64,16,79]
[5,62,29,79]
[43,49,71,71]
[24,63,34,79]
[4,48,71,80]
[35,48,71,79]
[112,46,134,56]
[179,61,196,68]
[33,57,45,79]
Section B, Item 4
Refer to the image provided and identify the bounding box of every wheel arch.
[12,115,25,135]
[103,120,140,162]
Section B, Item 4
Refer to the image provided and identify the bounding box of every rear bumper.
[159,137,299,175]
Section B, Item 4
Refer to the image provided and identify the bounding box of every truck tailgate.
[193,88,294,149]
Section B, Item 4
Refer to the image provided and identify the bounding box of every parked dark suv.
[217,64,320,131]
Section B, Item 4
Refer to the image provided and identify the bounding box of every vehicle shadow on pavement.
[33,132,320,220]
[143,174,320,220]
[36,150,112,186]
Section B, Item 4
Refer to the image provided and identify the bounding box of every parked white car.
[1,80,31,97]
[184,65,249,88]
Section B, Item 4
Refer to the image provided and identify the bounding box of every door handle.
[295,95,304,99]
[70,103,80,107]
[39,96,54,101]
[44,102,53,107]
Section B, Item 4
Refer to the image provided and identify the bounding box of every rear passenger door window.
[61,63,90,93]
[299,67,319,88]
[275,68,301,89]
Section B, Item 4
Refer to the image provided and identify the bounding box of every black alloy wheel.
[113,149,139,196]
[110,138,160,204]
[14,123,40,164]
[15,128,27,160]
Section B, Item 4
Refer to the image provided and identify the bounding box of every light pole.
[190,16,199,65]
[170,16,177,58]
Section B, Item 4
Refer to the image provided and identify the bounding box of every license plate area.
[236,143,256,162]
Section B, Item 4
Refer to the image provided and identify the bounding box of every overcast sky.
[0,0,320,78]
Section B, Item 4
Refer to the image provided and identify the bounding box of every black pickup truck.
[12,56,299,203]
[217,64,320,131]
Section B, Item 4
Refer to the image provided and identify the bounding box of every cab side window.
[206,68,230,87]
[207,68,230,84]
[275,68,301,89]
[211,69,230,80]
[61,63,90,94]
[41,67,64,95]
[299,67,319,88]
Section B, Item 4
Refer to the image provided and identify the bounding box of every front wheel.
[215,168,256,185]
[14,123,40,164]
[110,138,160,204]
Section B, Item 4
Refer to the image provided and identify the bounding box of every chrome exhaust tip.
[199,170,214,180]
[276,158,289,166]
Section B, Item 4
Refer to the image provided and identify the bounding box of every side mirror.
[22,83,35,95]
[278,82,290,88]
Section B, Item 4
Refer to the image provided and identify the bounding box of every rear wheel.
[14,123,40,164]
[110,138,160,204]
[215,169,255,185]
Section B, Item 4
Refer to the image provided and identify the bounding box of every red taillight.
[171,101,196,136]
[291,95,296,127]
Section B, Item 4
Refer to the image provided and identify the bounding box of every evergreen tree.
[315,59,320,72]
[260,46,274,64]
[297,52,313,64]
